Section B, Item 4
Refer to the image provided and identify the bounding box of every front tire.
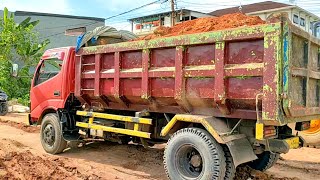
[40,113,67,154]
[0,102,8,116]
[164,128,226,180]
[247,151,279,171]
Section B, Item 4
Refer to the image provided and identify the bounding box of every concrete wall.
[249,7,320,36]
[190,11,211,18]
[10,11,105,49]
[164,16,171,26]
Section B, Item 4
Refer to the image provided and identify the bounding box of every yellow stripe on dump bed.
[76,111,152,125]
[76,122,151,139]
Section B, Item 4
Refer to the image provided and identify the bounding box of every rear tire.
[0,102,8,116]
[223,146,236,180]
[40,113,67,154]
[298,120,320,147]
[247,151,279,171]
[164,128,226,180]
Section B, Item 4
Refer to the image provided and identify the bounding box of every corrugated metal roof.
[15,11,105,22]
[209,1,291,17]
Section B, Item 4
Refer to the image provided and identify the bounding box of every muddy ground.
[0,113,319,180]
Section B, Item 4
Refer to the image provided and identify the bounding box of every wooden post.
[171,0,175,26]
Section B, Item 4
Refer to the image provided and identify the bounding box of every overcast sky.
[0,0,319,30]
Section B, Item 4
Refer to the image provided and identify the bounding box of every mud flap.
[26,113,32,125]
[226,138,257,167]
[58,110,80,141]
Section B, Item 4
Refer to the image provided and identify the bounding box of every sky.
[0,0,319,30]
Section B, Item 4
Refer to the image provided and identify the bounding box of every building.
[209,1,320,36]
[13,11,105,49]
[128,9,210,36]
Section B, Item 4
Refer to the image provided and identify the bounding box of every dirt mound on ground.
[139,13,265,40]
[0,138,100,180]
[0,151,101,180]
[235,166,299,180]
[0,119,39,133]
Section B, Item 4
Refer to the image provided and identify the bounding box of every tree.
[0,7,49,105]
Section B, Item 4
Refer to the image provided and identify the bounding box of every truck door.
[30,57,64,119]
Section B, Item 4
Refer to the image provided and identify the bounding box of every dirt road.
[0,113,320,180]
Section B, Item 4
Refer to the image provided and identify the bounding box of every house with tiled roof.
[209,1,320,36]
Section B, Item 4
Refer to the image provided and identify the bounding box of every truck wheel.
[298,120,320,147]
[164,128,226,180]
[223,146,235,180]
[40,113,67,154]
[0,102,8,116]
[247,151,279,171]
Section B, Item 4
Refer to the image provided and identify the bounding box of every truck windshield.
[34,58,62,86]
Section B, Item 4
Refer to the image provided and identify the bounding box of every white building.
[209,1,320,37]
[128,9,210,36]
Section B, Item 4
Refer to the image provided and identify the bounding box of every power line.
[39,0,168,39]
[38,8,168,32]
[105,0,166,21]
[37,0,168,31]
[105,8,170,22]
[179,0,239,6]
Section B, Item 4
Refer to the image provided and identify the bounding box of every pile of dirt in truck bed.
[139,13,265,40]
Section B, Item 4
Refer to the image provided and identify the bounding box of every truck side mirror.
[12,63,19,77]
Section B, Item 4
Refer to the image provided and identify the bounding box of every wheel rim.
[303,120,320,134]
[43,124,55,147]
[175,144,204,179]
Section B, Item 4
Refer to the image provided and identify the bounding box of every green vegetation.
[0,8,49,105]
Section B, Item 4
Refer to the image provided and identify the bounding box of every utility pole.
[171,0,175,26]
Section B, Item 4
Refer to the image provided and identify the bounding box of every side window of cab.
[34,58,62,86]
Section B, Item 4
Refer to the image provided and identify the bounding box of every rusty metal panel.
[94,54,101,97]
[76,23,287,122]
[141,49,150,100]
[121,51,142,69]
[214,42,230,114]
[227,40,264,64]
[282,22,320,123]
[77,24,270,55]
[262,30,282,122]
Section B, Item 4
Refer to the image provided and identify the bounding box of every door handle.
[54,90,61,97]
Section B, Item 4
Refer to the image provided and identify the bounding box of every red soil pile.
[0,119,40,133]
[139,13,265,40]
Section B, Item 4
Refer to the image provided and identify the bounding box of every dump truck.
[19,17,320,179]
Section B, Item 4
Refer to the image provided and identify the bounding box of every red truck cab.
[30,47,75,123]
